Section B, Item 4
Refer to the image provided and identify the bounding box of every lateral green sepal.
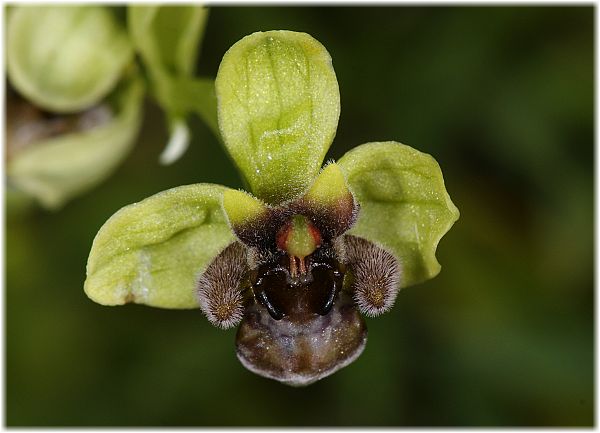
[85,184,236,309]
[338,141,459,288]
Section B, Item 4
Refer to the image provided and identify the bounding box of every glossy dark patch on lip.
[235,255,367,386]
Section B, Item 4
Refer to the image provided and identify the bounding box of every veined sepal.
[85,184,237,309]
[338,141,460,289]
[215,30,341,204]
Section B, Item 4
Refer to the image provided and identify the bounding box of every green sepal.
[85,184,237,309]
[7,5,134,113]
[215,30,341,204]
[7,73,144,210]
[338,141,459,288]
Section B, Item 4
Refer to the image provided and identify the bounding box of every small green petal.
[7,74,144,210]
[85,184,236,309]
[215,31,341,204]
[338,142,459,288]
[222,189,268,227]
[304,163,351,207]
[7,6,134,113]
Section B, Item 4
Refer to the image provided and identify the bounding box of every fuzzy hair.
[196,242,248,329]
[343,235,401,317]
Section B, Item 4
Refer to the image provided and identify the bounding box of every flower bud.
[7,6,134,113]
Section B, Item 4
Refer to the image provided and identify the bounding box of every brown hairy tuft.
[343,235,401,317]
[197,242,248,329]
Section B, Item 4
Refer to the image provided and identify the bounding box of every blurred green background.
[6,6,593,426]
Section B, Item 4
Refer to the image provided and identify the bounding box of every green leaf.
[215,30,341,204]
[7,74,144,210]
[85,184,237,309]
[7,5,134,113]
[338,141,459,288]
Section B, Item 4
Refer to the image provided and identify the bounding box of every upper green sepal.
[215,30,341,204]
[85,184,236,309]
[338,141,459,288]
[7,5,134,113]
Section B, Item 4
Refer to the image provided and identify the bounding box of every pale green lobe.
[215,30,341,204]
[304,163,351,206]
[7,74,144,210]
[338,142,460,288]
[222,189,268,227]
[7,6,134,113]
[85,184,236,309]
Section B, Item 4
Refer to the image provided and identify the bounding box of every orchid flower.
[84,31,459,386]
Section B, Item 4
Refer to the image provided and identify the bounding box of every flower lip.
[236,289,367,386]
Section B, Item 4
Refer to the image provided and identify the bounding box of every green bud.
[7,6,134,113]
[128,6,208,87]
